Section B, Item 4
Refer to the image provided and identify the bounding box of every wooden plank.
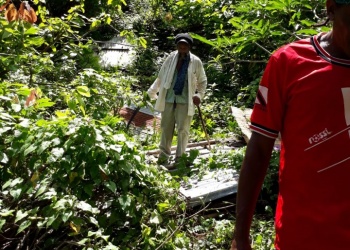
[231,107,252,144]
[146,138,241,155]
[231,106,281,147]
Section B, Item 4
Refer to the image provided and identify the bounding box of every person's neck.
[319,31,350,60]
[178,53,188,59]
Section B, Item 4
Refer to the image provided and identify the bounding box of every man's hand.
[192,96,201,106]
[230,239,252,250]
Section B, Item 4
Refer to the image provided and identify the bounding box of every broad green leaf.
[69,172,78,183]
[24,145,37,156]
[0,96,11,101]
[296,29,318,35]
[68,99,77,110]
[76,201,94,213]
[0,209,15,217]
[2,30,11,39]
[53,199,70,210]
[35,185,47,198]
[36,98,55,108]
[76,86,91,97]
[142,225,151,237]
[38,189,57,200]
[84,184,93,197]
[17,220,31,234]
[105,181,117,194]
[11,104,21,112]
[52,138,61,146]
[19,119,30,128]
[47,148,64,163]
[0,219,5,231]
[149,210,162,224]
[46,215,57,227]
[55,110,70,119]
[103,242,119,250]
[78,239,88,246]
[0,112,14,121]
[90,20,101,30]
[37,141,51,155]
[121,162,132,174]
[89,217,99,226]
[3,178,23,189]
[139,37,147,48]
[118,195,131,210]
[0,152,9,164]
[157,202,170,213]
[101,235,109,242]
[79,105,86,116]
[106,16,112,25]
[24,26,39,35]
[27,37,45,46]
[191,33,216,47]
[10,188,22,199]
[113,134,126,142]
[62,211,73,223]
[15,210,29,223]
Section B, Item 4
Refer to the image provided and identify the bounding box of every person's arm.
[147,53,175,99]
[232,132,275,250]
[193,58,207,106]
[147,78,161,100]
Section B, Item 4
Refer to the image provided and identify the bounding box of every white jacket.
[147,51,207,116]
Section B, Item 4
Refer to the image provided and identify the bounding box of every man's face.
[333,2,350,58]
[177,42,190,55]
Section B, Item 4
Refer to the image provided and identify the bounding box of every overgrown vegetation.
[0,0,329,249]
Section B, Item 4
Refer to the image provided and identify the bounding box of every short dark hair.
[175,33,193,46]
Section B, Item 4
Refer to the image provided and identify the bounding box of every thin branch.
[16,229,30,250]
[186,202,212,220]
[56,240,82,250]
[35,82,69,89]
[155,202,212,250]
[203,59,267,66]
[254,42,272,55]
[0,53,16,56]
[155,208,187,250]
[202,204,235,212]
[231,59,266,63]
[0,233,19,241]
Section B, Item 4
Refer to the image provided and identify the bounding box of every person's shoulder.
[165,50,177,58]
[189,53,202,62]
[272,36,314,62]
[162,51,177,63]
[275,37,313,55]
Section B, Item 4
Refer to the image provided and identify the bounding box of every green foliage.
[189,0,329,106]
[250,219,275,250]
[0,80,187,249]
[0,1,188,249]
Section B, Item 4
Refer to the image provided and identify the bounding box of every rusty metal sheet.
[180,169,239,207]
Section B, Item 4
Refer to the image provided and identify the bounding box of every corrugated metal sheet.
[180,169,239,207]
[146,140,243,207]
[99,36,135,67]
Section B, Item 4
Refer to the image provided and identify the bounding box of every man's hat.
[175,33,193,46]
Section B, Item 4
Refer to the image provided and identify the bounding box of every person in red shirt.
[231,0,350,249]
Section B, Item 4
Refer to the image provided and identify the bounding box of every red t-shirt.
[250,34,350,250]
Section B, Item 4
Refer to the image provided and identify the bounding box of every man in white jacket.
[147,33,207,166]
